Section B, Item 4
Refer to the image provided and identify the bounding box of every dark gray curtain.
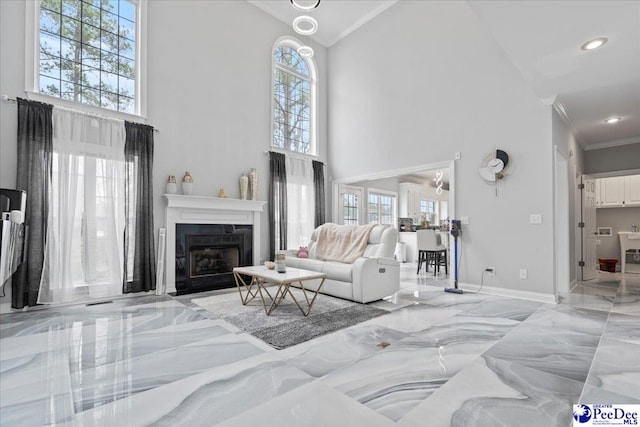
[269,152,287,260]
[312,160,326,227]
[123,121,156,293]
[13,98,53,308]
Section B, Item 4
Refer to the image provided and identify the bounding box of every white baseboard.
[457,282,557,304]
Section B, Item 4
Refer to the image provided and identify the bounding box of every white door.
[582,175,597,281]
[337,185,364,225]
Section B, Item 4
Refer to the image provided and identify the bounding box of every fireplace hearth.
[176,224,252,294]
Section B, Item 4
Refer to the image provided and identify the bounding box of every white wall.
[328,1,555,295]
[0,1,328,304]
[585,144,640,175]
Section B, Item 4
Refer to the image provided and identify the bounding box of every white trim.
[457,282,557,304]
[332,161,452,185]
[583,137,640,151]
[163,195,267,295]
[25,0,147,118]
[589,168,640,179]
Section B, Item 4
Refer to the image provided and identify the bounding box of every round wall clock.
[479,149,511,183]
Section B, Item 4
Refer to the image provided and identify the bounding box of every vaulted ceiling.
[250,0,640,151]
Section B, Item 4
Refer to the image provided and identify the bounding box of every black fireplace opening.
[175,224,252,295]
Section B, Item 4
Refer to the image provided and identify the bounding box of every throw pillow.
[297,246,309,258]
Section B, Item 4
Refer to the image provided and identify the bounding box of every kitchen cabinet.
[624,175,640,206]
[598,177,624,207]
[596,175,640,208]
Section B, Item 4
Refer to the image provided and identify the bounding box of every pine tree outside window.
[29,0,144,115]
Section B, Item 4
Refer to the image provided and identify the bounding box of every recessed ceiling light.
[581,37,608,51]
[604,117,621,124]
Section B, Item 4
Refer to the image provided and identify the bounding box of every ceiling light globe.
[604,117,621,124]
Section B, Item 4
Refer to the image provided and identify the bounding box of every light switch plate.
[460,216,469,224]
[529,214,542,224]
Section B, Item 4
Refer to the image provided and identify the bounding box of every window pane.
[81,87,100,106]
[119,76,134,97]
[61,16,82,41]
[83,65,101,89]
[118,96,134,114]
[120,37,135,60]
[119,17,135,42]
[119,1,136,22]
[81,2,100,27]
[82,45,100,69]
[101,9,119,33]
[101,51,119,73]
[42,0,61,13]
[100,30,118,53]
[40,75,61,96]
[41,8,60,35]
[41,31,61,57]
[61,0,81,20]
[61,80,79,100]
[40,51,60,79]
[82,22,101,48]
[119,56,134,79]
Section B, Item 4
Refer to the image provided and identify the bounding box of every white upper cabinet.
[596,175,640,207]
[625,175,640,206]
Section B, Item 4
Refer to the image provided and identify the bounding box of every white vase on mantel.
[166,175,177,194]
[182,171,194,195]
[249,168,258,200]
[240,174,249,200]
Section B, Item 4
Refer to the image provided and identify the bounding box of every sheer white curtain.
[286,156,315,249]
[38,107,126,303]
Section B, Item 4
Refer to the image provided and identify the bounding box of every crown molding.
[583,136,640,151]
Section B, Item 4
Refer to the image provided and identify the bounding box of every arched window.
[272,38,316,155]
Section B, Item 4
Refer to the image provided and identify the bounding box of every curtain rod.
[264,149,325,164]
[1,94,159,133]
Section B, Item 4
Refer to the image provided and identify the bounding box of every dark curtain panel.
[123,121,156,293]
[13,98,53,308]
[269,152,287,260]
[312,160,326,227]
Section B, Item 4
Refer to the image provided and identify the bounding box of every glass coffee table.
[232,266,326,316]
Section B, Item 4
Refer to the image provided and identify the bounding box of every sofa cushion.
[321,261,353,282]
[285,257,326,272]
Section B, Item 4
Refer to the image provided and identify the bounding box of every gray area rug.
[192,287,389,349]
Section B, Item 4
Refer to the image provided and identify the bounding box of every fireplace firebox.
[175,224,252,294]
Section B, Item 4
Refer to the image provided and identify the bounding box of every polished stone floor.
[0,266,638,426]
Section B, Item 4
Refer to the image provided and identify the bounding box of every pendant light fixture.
[290,0,321,12]
[291,0,320,59]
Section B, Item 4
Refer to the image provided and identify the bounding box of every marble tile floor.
[0,267,638,426]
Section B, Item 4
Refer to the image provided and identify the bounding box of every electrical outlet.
[455,152,461,160]
[486,267,495,276]
[460,216,469,225]
[519,269,528,279]
[529,214,543,224]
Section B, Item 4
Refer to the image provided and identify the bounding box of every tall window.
[368,190,397,226]
[272,38,316,155]
[35,0,140,114]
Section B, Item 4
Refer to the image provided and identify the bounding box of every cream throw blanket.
[316,223,377,264]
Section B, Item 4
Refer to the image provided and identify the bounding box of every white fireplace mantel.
[163,194,267,294]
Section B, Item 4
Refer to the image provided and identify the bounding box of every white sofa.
[284,224,400,303]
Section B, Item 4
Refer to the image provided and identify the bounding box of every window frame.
[367,188,398,226]
[25,0,148,119]
[270,36,317,157]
